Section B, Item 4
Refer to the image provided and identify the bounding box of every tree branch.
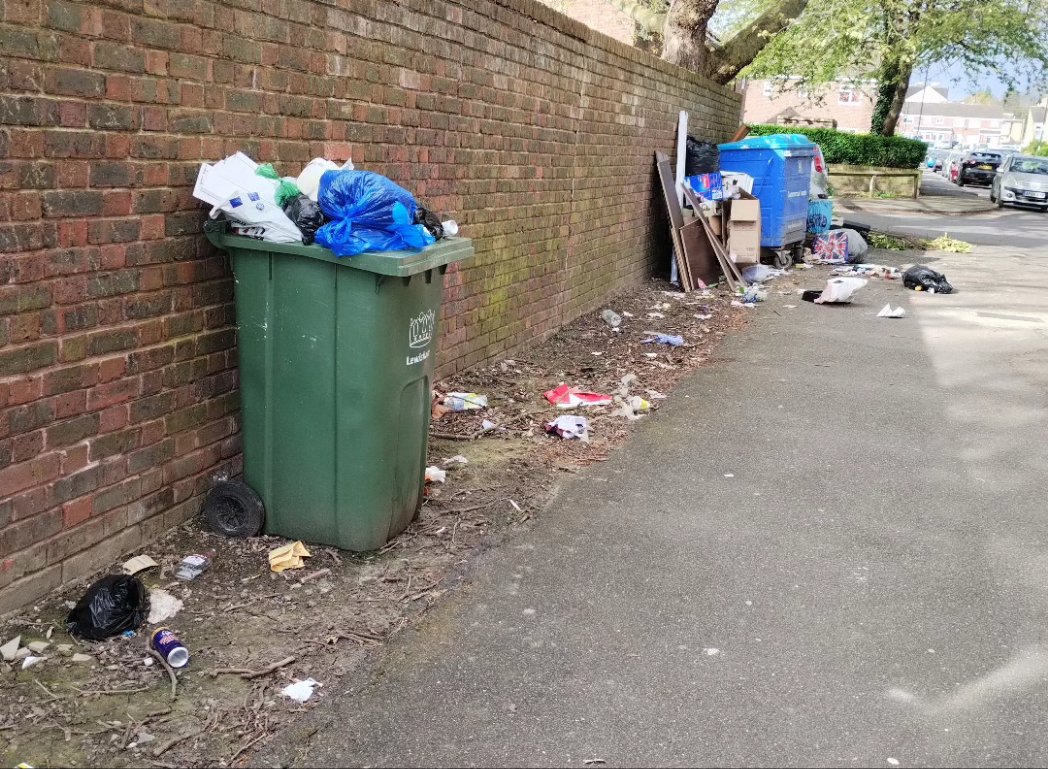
[706,0,810,84]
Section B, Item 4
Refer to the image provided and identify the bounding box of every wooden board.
[655,151,693,292]
[682,187,745,291]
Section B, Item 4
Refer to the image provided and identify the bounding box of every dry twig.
[209,656,296,680]
[148,647,179,701]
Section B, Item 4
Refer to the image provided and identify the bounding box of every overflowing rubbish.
[147,589,184,624]
[544,384,613,408]
[685,136,720,175]
[281,678,321,703]
[122,555,159,576]
[67,575,148,641]
[601,309,622,328]
[641,334,685,347]
[193,153,304,244]
[315,170,434,257]
[831,263,901,280]
[741,284,767,304]
[282,194,324,245]
[812,231,849,263]
[414,206,445,240]
[903,265,955,294]
[877,304,907,318]
[442,219,460,237]
[443,392,487,411]
[150,627,190,669]
[546,415,590,441]
[804,277,868,304]
[296,158,353,201]
[424,466,447,484]
[268,541,312,573]
[838,228,868,263]
[176,551,215,581]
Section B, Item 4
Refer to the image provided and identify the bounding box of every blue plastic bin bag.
[314,170,435,257]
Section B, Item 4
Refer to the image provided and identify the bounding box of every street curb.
[834,200,996,216]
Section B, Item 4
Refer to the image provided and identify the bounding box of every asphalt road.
[845,172,1048,248]
[268,208,1048,768]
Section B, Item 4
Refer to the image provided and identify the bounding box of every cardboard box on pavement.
[724,190,761,265]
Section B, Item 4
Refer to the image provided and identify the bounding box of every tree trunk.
[874,60,913,136]
[661,0,719,72]
[707,0,809,84]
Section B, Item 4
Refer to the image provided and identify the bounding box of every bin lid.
[719,134,816,154]
[204,220,472,277]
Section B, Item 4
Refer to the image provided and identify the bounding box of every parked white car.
[990,155,1048,211]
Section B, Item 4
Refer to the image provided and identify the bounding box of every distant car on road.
[957,150,1004,187]
[991,155,1048,211]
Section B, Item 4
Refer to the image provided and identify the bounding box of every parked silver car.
[990,155,1048,211]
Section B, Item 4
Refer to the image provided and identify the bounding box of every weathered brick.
[45,412,99,449]
[0,341,58,377]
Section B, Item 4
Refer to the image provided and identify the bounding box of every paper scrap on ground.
[0,636,21,662]
[544,384,613,409]
[424,466,447,484]
[443,455,468,466]
[22,656,43,669]
[269,541,312,573]
[147,589,184,624]
[281,678,321,703]
[877,304,906,318]
[122,555,159,575]
[546,415,589,441]
[443,392,487,411]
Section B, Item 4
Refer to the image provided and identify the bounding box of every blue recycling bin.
[718,134,816,250]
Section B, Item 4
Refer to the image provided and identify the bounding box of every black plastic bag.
[903,265,955,294]
[415,206,444,240]
[685,136,719,175]
[66,575,148,640]
[281,194,325,246]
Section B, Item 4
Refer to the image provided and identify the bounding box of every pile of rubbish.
[193,153,457,256]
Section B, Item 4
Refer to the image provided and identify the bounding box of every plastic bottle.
[601,309,622,328]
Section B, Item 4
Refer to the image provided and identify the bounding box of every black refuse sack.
[415,206,444,240]
[67,574,149,640]
[903,265,955,294]
[685,136,719,175]
[281,194,325,246]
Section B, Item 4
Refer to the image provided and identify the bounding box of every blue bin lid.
[719,133,816,152]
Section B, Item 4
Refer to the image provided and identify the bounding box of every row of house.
[741,79,1046,150]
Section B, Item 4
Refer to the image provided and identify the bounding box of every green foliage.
[746,124,928,168]
[1025,140,1048,158]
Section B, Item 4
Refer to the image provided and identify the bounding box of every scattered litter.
[693,313,712,321]
[122,554,159,576]
[424,466,447,484]
[741,264,780,284]
[646,312,665,319]
[544,384,613,409]
[443,392,487,411]
[812,230,849,263]
[21,656,44,670]
[147,589,184,624]
[1,635,21,662]
[877,304,906,319]
[584,761,607,767]
[741,284,767,304]
[645,389,667,400]
[150,627,190,668]
[71,653,93,663]
[831,263,900,280]
[269,541,312,573]
[643,352,659,358]
[67,575,149,641]
[175,551,216,581]
[509,500,522,513]
[621,311,634,318]
[143,656,154,667]
[703,648,720,656]
[26,641,50,654]
[443,455,469,466]
[783,304,797,309]
[281,678,321,703]
[122,629,137,638]
[546,415,590,441]
[903,265,955,294]
[724,473,734,478]
[730,300,751,308]
[803,277,868,304]
[641,334,684,347]
[600,309,622,328]
[887,759,900,767]
[132,731,156,748]
[591,351,603,356]
[481,419,496,431]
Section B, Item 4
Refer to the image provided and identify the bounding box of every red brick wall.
[742,79,874,133]
[0,0,739,614]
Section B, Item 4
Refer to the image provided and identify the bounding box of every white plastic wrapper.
[814,277,868,304]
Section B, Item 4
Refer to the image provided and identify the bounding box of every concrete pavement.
[268,212,1048,768]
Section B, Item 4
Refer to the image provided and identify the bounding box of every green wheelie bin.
[203,220,472,551]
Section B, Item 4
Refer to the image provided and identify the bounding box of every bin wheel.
[772,249,793,268]
[204,480,265,538]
